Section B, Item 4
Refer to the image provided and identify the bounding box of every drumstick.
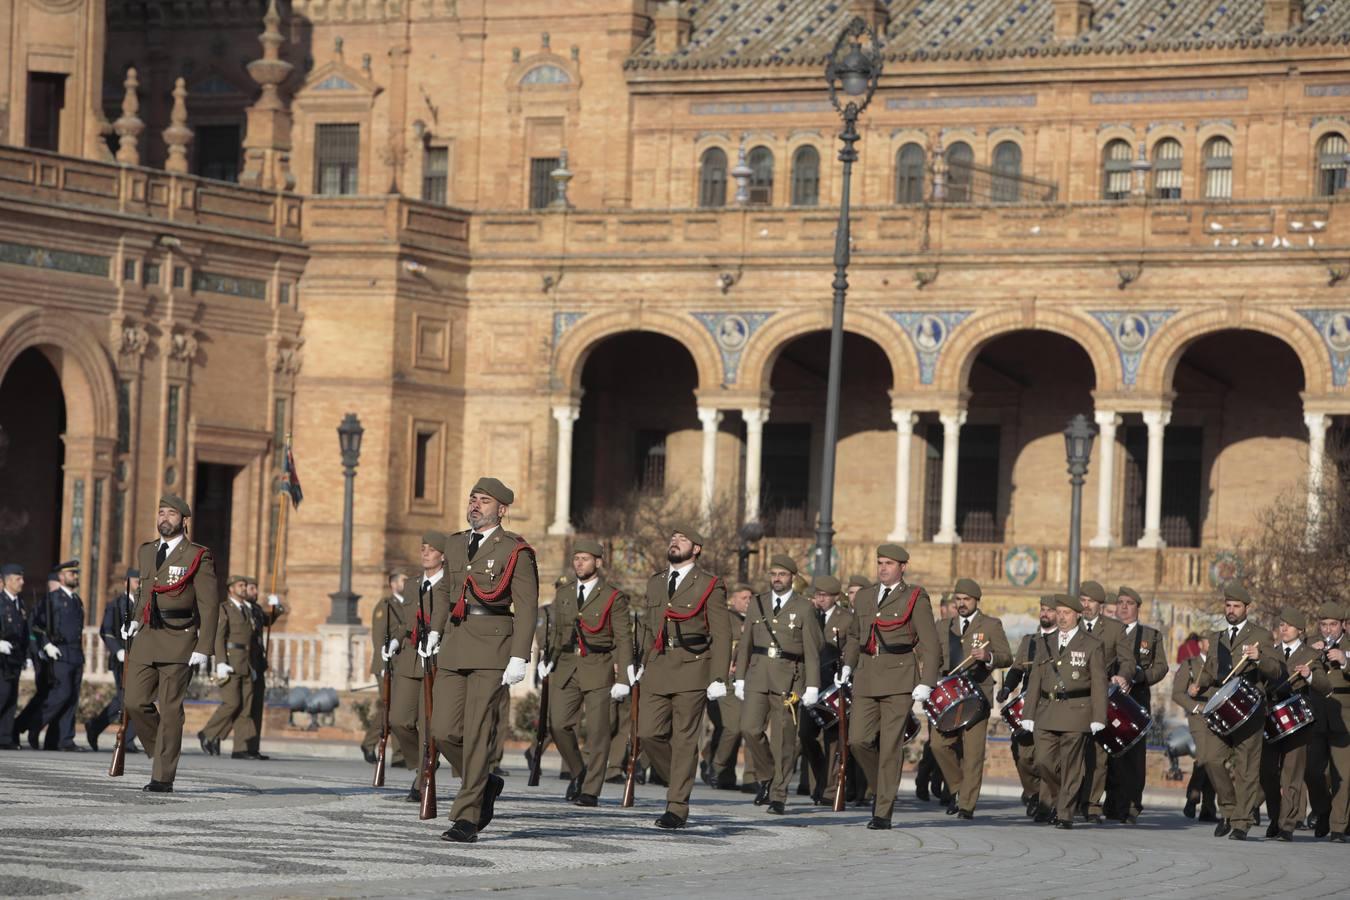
[949,641,990,676]
[1218,654,1250,687]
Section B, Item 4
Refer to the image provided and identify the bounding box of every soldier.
[86,569,140,752]
[198,575,257,758]
[845,575,869,608]
[424,477,538,843]
[1106,585,1169,823]
[1173,635,1218,822]
[999,595,1058,817]
[1192,583,1282,840]
[608,603,645,786]
[31,559,86,751]
[1305,601,1344,838]
[1021,593,1107,830]
[798,574,854,804]
[914,593,955,805]
[13,570,57,748]
[363,569,409,765]
[1077,579,1134,823]
[841,543,940,830]
[122,494,220,792]
[242,577,282,759]
[1320,603,1350,842]
[733,554,821,814]
[702,582,752,790]
[0,563,28,749]
[632,525,731,829]
[1259,608,1330,841]
[391,546,438,801]
[931,577,1011,819]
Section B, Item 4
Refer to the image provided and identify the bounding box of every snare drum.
[1000,691,1029,737]
[1202,678,1263,737]
[1264,694,1315,742]
[923,673,989,734]
[1095,685,1152,757]
[807,682,850,730]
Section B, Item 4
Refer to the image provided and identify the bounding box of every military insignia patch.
[168,566,186,580]
[1070,650,1086,667]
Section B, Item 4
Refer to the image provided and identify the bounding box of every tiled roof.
[627,0,1350,69]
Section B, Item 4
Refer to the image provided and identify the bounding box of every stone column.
[548,403,581,536]
[1305,411,1331,533]
[933,410,966,544]
[742,407,768,524]
[888,410,917,542]
[698,406,723,525]
[1089,411,1121,548]
[1137,409,1171,549]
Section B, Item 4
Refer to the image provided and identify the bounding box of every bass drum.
[1264,694,1314,742]
[922,674,989,734]
[1202,678,1263,737]
[1094,685,1152,757]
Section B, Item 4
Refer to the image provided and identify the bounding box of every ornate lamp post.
[813,17,882,578]
[1064,414,1098,595]
[328,413,364,625]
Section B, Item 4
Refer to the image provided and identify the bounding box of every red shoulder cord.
[142,548,208,624]
[575,589,622,657]
[450,540,535,622]
[651,577,718,654]
[863,586,923,655]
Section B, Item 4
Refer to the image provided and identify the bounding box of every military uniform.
[608,605,645,783]
[1107,591,1169,821]
[1000,600,1057,812]
[243,579,282,758]
[930,578,1011,817]
[1258,609,1330,839]
[388,568,429,795]
[1076,581,1136,819]
[201,580,258,756]
[31,562,86,750]
[703,606,748,789]
[1172,652,1218,821]
[87,580,137,750]
[361,586,407,766]
[0,565,28,748]
[1322,606,1350,841]
[798,579,854,803]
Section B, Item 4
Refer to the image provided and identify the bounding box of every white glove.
[734,679,746,701]
[537,660,554,680]
[502,656,528,686]
[189,651,209,669]
[1022,719,1035,733]
[418,631,441,658]
[0,640,11,655]
[1090,721,1106,734]
[215,662,234,679]
[381,638,399,661]
[912,683,932,703]
[43,643,61,660]
[627,664,644,684]
[834,665,852,687]
[116,649,125,663]
[121,621,141,640]
[802,686,820,707]
[610,682,630,701]
[706,680,727,701]
[268,594,281,608]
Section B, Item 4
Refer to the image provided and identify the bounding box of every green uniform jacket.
[369,594,412,677]
[637,566,731,693]
[1172,654,1215,720]
[842,581,940,699]
[735,591,823,695]
[1319,637,1349,735]
[1195,621,1282,691]
[1273,643,1330,701]
[431,527,539,669]
[936,610,1012,703]
[1123,622,1169,710]
[1004,629,1056,695]
[1025,628,1107,732]
[214,598,256,675]
[1080,615,1136,679]
[130,538,221,664]
[544,577,634,692]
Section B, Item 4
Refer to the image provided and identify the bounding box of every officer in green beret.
[1259,607,1330,841]
[198,574,258,758]
[1308,601,1349,840]
[362,569,410,766]
[1077,579,1135,822]
[391,534,445,802]
[798,574,855,804]
[1106,585,1169,824]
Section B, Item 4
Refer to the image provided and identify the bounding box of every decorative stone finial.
[549,150,574,209]
[113,68,145,166]
[240,0,295,189]
[163,78,193,174]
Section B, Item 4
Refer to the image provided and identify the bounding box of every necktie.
[1230,626,1239,644]
[774,596,782,615]
[1085,621,1093,633]
[879,587,892,606]
[155,542,168,570]
[578,583,586,606]
[816,609,826,628]
[467,532,482,559]
[668,571,678,598]
[422,579,431,596]
[961,617,970,635]
[1284,647,1292,661]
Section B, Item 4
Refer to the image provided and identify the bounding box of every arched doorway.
[0,348,66,589]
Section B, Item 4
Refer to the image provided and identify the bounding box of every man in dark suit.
[86,569,140,752]
[32,559,86,750]
[0,563,29,748]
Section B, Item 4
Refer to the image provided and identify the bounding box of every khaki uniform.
[800,605,854,800]
[1026,628,1107,823]
[1172,654,1218,817]
[1322,639,1350,835]
[635,565,731,820]
[930,610,1011,814]
[543,576,634,799]
[127,537,221,784]
[389,588,429,785]
[361,594,406,765]
[1260,643,1329,833]
[201,598,257,753]
[703,609,750,787]
[1079,615,1136,816]
[1003,631,1055,803]
[244,598,280,753]
[735,590,823,804]
[842,581,941,822]
[1108,622,1168,819]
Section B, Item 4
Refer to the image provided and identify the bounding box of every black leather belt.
[875,642,913,655]
[226,642,247,650]
[465,604,511,617]
[665,635,708,652]
[159,609,193,619]
[752,646,803,662]
[1042,689,1091,700]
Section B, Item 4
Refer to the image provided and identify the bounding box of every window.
[634,430,666,493]
[790,146,820,206]
[117,380,131,453]
[1152,138,1183,200]
[895,143,925,203]
[122,259,137,282]
[422,146,448,204]
[195,124,241,183]
[946,142,973,203]
[313,123,359,195]
[165,385,180,457]
[26,73,66,151]
[698,148,727,208]
[992,141,1022,203]
[1102,139,1132,200]
[529,156,559,209]
[413,430,436,500]
[143,263,160,287]
[1317,132,1348,197]
[748,146,774,205]
[1203,137,1233,199]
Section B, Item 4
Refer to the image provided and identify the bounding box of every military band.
[999,595,1057,817]
[1106,586,1168,823]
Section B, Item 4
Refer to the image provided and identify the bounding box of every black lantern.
[1064,414,1097,477]
[337,413,364,470]
[329,413,365,624]
[1063,413,1098,596]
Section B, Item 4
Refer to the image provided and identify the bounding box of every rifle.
[108,580,133,777]
[832,679,849,812]
[417,580,437,820]
[528,609,551,787]
[621,609,643,808]
[372,602,392,788]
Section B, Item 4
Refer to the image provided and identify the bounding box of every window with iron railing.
[991,141,1022,203]
[699,148,728,208]
[748,146,774,205]
[1152,138,1183,200]
[314,123,359,195]
[1317,132,1348,197]
[895,143,925,203]
[422,146,448,204]
[1203,137,1233,200]
[946,142,973,202]
[529,156,559,209]
[1103,139,1132,200]
[791,146,820,207]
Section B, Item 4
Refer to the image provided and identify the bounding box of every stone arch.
[738,307,915,397]
[933,307,1118,394]
[1136,306,1324,395]
[554,308,722,397]
[0,306,116,441]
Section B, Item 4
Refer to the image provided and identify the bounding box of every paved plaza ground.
[1,744,1346,898]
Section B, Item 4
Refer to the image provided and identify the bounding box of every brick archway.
[737,307,914,398]
[553,308,722,397]
[932,307,1116,394]
[0,306,116,441]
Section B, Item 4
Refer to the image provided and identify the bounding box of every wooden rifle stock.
[108,580,132,778]
[417,582,437,820]
[372,611,392,788]
[621,682,640,807]
[832,681,849,812]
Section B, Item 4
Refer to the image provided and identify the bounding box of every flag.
[281,442,303,508]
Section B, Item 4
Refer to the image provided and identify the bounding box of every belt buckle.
[767,646,781,659]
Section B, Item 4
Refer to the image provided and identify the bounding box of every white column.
[933,410,966,544]
[888,410,917,542]
[548,404,581,536]
[742,407,768,524]
[1305,411,1331,534]
[698,406,723,525]
[1136,409,1171,549]
[1089,411,1121,548]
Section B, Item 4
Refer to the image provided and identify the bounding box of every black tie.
[467,533,482,559]
[578,583,586,606]
[816,609,826,628]
[155,542,168,570]
[880,587,892,606]
[668,571,678,598]
[774,596,782,615]
[961,617,970,635]
[1085,621,1093,634]
[1230,626,1239,645]
[422,579,431,596]
[1285,647,1292,661]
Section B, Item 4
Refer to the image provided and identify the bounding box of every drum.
[1202,678,1263,737]
[1001,691,1029,737]
[1264,694,1314,742]
[1095,685,1152,757]
[807,682,850,730]
[902,710,921,745]
[923,674,989,734]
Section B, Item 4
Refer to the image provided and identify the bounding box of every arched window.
[895,143,925,203]
[521,65,570,85]
[1152,138,1183,200]
[698,148,727,208]
[1102,139,1132,200]
[991,141,1022,203]
[1203,137,1233,199]
[1317,132,1348,197]
[748,146,774,205]
[790,146,820,206]
[946,141,973,202]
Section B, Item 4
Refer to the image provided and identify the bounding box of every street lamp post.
[1064,413,1098,596]
[328,412,364,625]
[813,17,883,578]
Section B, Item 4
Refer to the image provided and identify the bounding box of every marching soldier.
[122,494,221,791]
[362,570,409,765]
[841,543,940,830]
[633,525,731,829]
[1107,585,1168,823]
[931,578,1011,819]
[845,575,869,607]
[31,559,86,750]
[1192,583,1281,841]
[999,595,1058,817]
[87,570,139,752]
[1173,635,1218,822]
[734,554,822,814]
[242,577,282,759]
[1021,593,1107,830]
[424,478,539,843]
[798,574,855,804]
[1259,608,1329,841]
[0,563,27,749]
[914,593,955,805]
[536,539,633,807]
[1077,580,1134,823]
[391,546,439,802]
[1319,603,1350,842]
[198,575,258,758]
[1306,601,1344,838]
[702,582,752,790]
[608,603,645,786]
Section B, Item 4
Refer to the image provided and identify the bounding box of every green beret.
[1055,593,1083,613]
[953,577,981,599]
[471,476,514,505]
[421,530,448,555]
[1318,602,1347,621]
[226,574,248,587]
[1279,607,1305,629]
[1117,585,1142,604]
[669,523,704,546]
[876,543,909,563]
[159,493,191,517]
[1223,582,1253,605]
[769,554,798,575]
[572,539,604,558]
[1039,595,1057,609]
[812,575,842,594]
[848,575,871,589]
[244,576,258,586]
[730,582,753,594]
[1079,580,1105,603]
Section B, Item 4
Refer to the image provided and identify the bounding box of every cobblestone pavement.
[1,749,1344,898]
